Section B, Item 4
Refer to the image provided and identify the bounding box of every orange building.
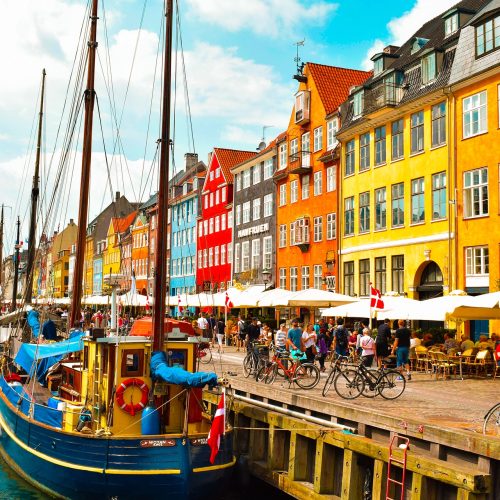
[131,213,150,295]
[275,63,371,301]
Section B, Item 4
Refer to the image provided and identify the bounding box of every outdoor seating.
[415,346,430,372]
[463,350,496,377]
[430,351,457,379]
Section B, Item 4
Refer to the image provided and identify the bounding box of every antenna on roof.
[257,125,274,151]
[293,39,307,83]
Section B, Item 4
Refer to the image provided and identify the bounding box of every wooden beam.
[341,449,363,500]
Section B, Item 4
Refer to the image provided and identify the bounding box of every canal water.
[0,454,292,499]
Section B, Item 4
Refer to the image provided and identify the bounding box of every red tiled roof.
[307,63,372,115]
[213,148,257,183]
[112,210,137,234]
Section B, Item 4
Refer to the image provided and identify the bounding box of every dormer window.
[353,90,364,118]
[411,37,429,54]
[444,13,458,36]
[476,14,500,57]
[373,56,384,76]
[192,177,198,190]
[182,183,188,195]
[421,52,437,84]
[295,90,311,125]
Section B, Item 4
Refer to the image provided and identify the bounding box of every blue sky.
[0,0,459,250]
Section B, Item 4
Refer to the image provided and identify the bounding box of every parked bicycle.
[483,402,500,437]
[322,353,349,397]
[334,361,406,400]
[256,345,320,389]
[243,341,268,378]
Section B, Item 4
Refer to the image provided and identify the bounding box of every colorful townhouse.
[196,148,256,292]
[131,211,150,296]
[169,154,206,309]
[139,193,158,296]
[50,219,78,298]
[449,0,500,338]
[337,0,485,301]
[231,137,280,288]
[275,63,370,296]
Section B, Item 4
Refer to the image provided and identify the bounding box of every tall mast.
[69,0,99,329]
[25,69,46,304]
[0,205,4,299]
[11,217,21,312]
[152,0,174,352]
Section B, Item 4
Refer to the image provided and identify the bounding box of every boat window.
[121,349,144,377]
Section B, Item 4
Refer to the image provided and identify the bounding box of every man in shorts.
[392,319,411,379]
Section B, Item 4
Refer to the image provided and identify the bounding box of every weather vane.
[294,39,305,76]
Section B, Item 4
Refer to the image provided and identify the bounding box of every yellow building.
[337,6,484,302]
[49,220,78,298]
[52,249,70,298]
[102,218,122,287]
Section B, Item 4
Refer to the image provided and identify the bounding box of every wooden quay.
[203,354,499,500]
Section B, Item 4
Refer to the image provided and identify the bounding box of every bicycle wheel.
[256,363,277,384]
[322,368,337,397]
[360,369,379,398]
[294,363,320,389]
[378,371,406,400]
[483,403,500,437]
[198,346,212,364]
[242,352,254,378]
[334,369,364,399]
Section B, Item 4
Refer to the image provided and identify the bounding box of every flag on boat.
[225,292,233,310]
[207,392,225,464]
[370,284,384,309]
[145,294,150,312]
[177,294,184,314]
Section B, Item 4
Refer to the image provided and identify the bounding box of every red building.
[196,148,256,292]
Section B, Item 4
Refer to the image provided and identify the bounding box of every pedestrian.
[197,313,208,339]
[360,328,376,367]
[392,319,411,380]
[237,316,247,351]
[302,323,317,364]
[215,317,225,353]
[317,327,329,372]
[287,320,303,353]
[332,318,349,357]
[246,317,261,347]
[376,318,392,368]
[275,323,288,350]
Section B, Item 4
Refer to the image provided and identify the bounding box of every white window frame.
[215,189,220,205]
[463,91,487,139]
[290,138,298,161]
[215,216,220,232]
[221,244,226,265]
[313,126,323,152]
[314,171,322,196]
[327,118,338,150]
[214,246,219,266]
[263,158,274,180]
[290,267,298,292]
[279,143,288,170]
[279,268,287,289]
[301,266,310,290]
[263,193,273,217]
[465,246,489,276]
[279,224,287,248]
[279,184,287,206]
[221,213,226,230]
[251,239,260,270]
[463,167,489,218]
[290,180,299,203]
[234,243,241,273]
[263,236,272,269]
[302,132,311,168]
[253,198,261,221]
[313,264,323,290]
[241,241,250,271]
[327,212,336,240]
[326,166,336,192]
[235,205,241,226]
[242,201,251,224]
[253,164,261,185]
[313,216,323,242]
[302,175,310,200]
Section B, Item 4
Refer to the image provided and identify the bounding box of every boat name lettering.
[140,439,176,448]
[237,223,269,238]
[190,437,208,446]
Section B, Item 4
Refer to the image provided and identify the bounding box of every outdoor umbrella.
[450,291,500,320]
[256,288,295,307]
[287,288,357,308]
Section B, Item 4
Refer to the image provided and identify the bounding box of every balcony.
[291,217,310,252]
[363,81,404,114]
[295,90,310,125]
[288,151,312,175]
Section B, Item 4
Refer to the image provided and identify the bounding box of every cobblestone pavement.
[205,346,499,435]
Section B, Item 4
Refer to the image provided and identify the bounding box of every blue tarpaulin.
[27,310,41,339]
[14,333,85,384]
[151,351,218,388]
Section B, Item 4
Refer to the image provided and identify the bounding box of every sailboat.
[0,1,234,498]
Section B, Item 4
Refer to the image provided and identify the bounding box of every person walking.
[275,323,288,350]
[287,320,303,353]
[376,318,392,367]
[360,328,376,367]
[317,327,329,372]
[197,313,209,339]
[215,317,225,353]
[392,319,411,380]
[332,318,349,357]
[302,324,317,365]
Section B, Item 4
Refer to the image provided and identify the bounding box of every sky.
[0,0,462,253]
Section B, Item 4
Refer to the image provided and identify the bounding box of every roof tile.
[214,148,257,183]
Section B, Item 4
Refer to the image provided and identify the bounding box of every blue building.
[169,154,206,315]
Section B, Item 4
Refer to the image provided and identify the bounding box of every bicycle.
[322,353,349,397]
[243,341,268,378]
[334,361,406,400]
[256,346,320,389]
[483,402,500,437]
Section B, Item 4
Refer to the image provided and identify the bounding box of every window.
[279,268,287,289]
[234,244,240,273]
[359,259,370,297]
[227,243,232,264]
[464,167,488,218]
[466,246,489,275]
[279,143,288,170]
[221,245,226,265]
[251,239,260,270]
[375,126,386,165]
[313,216,323,242]
[290,267,298,292]
[263,158,274,179]
[345,197,354,236]
[302,175,310,200]
[263,236,272,269]
[314,171,322,195]
[279,224,287,248]
[253,198,261,221]
[360,133,370,171]
[204,195,208,209]
[290,138,298,160]
[476,15,500,56]
[410,111,424,153]
[209,218,214,234]
[222,186,227,202]
[301,266,310,290]
[252,164,261,184]
[327,213,336,240]
[209,247,213,267]
[392,255,404,293]
[221,213,226,230]
[215,189,220,205]
[210,192,214,207]
[359,191,370,233]
[327,118,338,150]
[198,250,202,269]
[353,90,364,117]
[236,173,242,192]
[375,257,387,294]
[210,170,214,181]
[215,216,220,232]
[463,91,487,138]
[392,183,404,227]
[391,119,404,160]
[214,246,219,266]
[375,187,386,230]
[313,265,323,290]
[235,205,241,226]
[290,180,299,203]
[241,241,250,271]
[228,212,233,228]
[301,132,311,168]
[445,13,458,36]
[326,166,336,192]
[373,56,384,75]
[411,177,425,224]
[263,193,273,217]
[313,126,323,152]
[242,169,251,189]
[198,221,203,237]
[242,201,250,224]
[344,261,354,296]
[279,184,287,206]
[421,52,436,84]
[345,140,355,176]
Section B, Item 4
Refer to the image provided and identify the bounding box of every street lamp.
[262,269,271,291]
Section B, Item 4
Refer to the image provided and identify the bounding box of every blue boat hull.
[0,388,234,499]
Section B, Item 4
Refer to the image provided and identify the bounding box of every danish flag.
[177,294,184,314]
[225,291,233,310]
[370,284,384,309]
[145,295,150,312]
[207,392,225,464]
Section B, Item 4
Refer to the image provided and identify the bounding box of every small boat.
[0,1,233,498]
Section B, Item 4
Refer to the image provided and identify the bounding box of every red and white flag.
[207,391,225,464]
[370,284,384,309]
[225,292,233,311]
[177,294,184,314]
[145,295,150,312]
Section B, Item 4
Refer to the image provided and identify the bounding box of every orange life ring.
[115,378,149,416]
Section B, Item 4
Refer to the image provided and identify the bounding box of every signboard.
[237,223,269,239]
[140,439,176,448]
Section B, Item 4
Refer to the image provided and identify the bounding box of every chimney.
[69,218,74,225]
[207,152,213,166]
[115,191,120,201]
[185,153,198,171]
[383,45,400,55]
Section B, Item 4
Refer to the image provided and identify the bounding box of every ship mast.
[69,0,99,329]
[25,69,46,305]
[11,217,21,312]
[152,0,174,352]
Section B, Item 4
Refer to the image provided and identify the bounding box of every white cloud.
[186,0,338,36]
[361,39,385,71]
[362,0,458,68]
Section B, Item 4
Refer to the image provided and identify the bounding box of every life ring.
[115,378,149,416]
